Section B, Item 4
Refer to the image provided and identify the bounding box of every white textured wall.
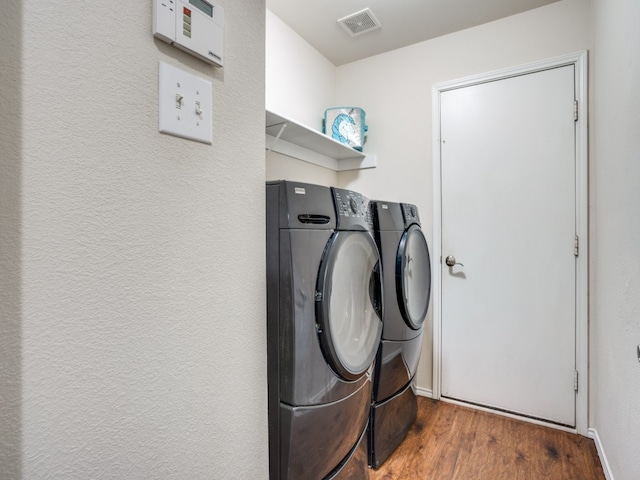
[1,1,268,478]
[265,152,337,186]
[265,10,339,185]
[266,10,336,131]
[0,1,22,478]
[335,0,591,393]
[591,0,640,477]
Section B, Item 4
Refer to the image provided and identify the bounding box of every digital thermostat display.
[153,0,224,67]
[189,0,213,17]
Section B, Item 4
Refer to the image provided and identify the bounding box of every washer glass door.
[397,225,432,329]
[316,231,383,381]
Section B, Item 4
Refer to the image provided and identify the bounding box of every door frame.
[431,51,588,435]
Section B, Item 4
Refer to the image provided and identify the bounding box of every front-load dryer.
[266,181,383,480]
[368,201,432,468]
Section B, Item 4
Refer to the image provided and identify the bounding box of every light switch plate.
[158,61,212,144]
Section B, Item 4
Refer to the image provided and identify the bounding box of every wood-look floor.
[369,398,605,480]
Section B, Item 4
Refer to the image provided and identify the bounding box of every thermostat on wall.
[153,0,224,67]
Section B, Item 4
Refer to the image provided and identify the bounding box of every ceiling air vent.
[338,8,382,37]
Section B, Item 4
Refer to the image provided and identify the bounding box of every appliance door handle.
[298,214,331,224]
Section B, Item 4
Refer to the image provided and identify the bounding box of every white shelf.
[265,110,376,171]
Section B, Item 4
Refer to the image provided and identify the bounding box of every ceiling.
[266,0,561,66]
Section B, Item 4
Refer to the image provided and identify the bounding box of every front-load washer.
[266,180,384,480]
[368,201,432,468]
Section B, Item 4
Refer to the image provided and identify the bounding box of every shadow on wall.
[0,2,22,478]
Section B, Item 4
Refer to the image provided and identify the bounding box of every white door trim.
[431,51,589,435]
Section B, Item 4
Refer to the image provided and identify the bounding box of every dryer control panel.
[332,187,373,231]
[400,203,421,227]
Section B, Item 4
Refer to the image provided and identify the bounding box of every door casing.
[431,51,589,435]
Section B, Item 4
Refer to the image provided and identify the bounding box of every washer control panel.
[332,187,373,230]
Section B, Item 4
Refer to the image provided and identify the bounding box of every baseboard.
[416,386,433,398]
[588,428,614,480]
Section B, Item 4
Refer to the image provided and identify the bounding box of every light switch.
[158,61,212,144]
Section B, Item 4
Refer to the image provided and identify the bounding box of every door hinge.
[574,235,579,257]
[574,370,579,392]
[574,100,579,121]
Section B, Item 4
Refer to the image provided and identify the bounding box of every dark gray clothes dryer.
[368,201,431,469]
[266,181,383,480]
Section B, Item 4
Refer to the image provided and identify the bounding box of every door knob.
[445,255,464,267]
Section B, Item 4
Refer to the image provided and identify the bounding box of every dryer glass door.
[397,225,432,330]
[316,231,383,381]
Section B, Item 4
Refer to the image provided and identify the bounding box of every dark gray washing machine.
[368,201,432,468]
[266,181,384,480]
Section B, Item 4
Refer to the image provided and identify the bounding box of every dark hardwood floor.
[369,397,605,480]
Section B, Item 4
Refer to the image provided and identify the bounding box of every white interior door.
[440,65,577,426]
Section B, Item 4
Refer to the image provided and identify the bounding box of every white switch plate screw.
[159,62,212,144]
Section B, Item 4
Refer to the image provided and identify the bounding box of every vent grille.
[338,8,382,37]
